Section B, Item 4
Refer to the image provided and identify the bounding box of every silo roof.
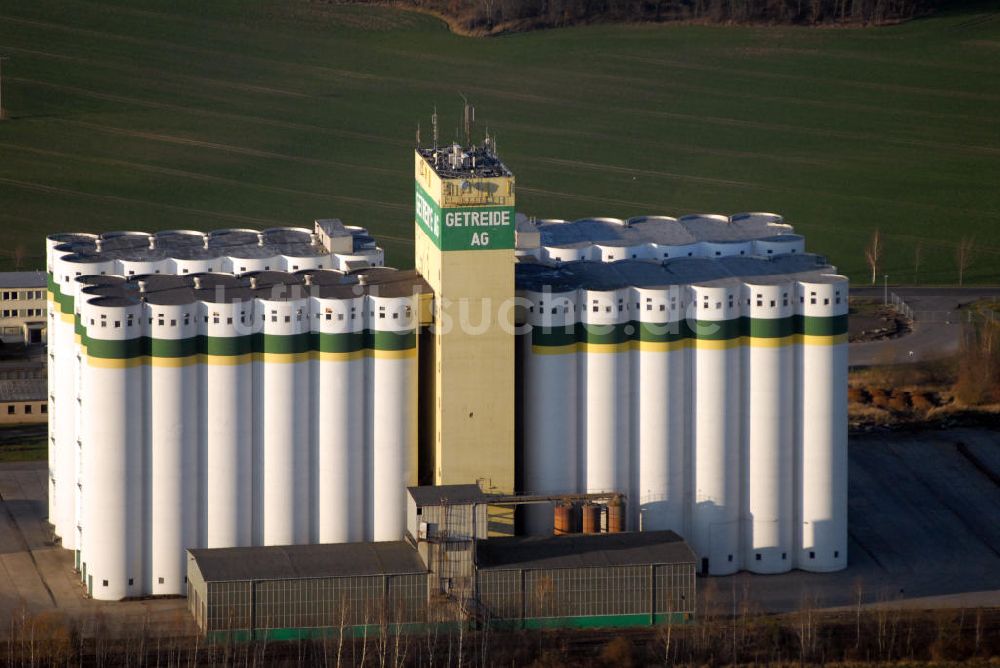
[50,223,375,264]
[78,268,429,307]
[516,254,840,292]
[521,214,798,249]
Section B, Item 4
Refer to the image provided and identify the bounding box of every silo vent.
[95,239,103,253]
[303,274,313,286]
[148,237,156,250]
[257,233,265,247]
[193,277,202,290]
[137,280,147,294]
[249,277,257,289]
[202,236,209,249]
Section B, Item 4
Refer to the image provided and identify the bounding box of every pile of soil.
[849,303,912,343]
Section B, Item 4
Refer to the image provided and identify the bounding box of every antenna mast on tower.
[431,106,438,149]
[460,93,475,148]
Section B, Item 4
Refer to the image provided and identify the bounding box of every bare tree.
[913,242,923,285]
[956,236,975,286]
[12,244,25,271]
[865,229,882,285]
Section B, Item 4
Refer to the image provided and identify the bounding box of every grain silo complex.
[45,137,847,602]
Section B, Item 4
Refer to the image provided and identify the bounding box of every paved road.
[707,428,1000,613]
[0,461,193,640]
[849,287,1000,367]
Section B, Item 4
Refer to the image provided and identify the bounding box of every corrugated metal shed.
[476,531,696,570]
[189,541,426,582]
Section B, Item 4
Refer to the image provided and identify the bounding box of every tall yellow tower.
[414,139,516,500]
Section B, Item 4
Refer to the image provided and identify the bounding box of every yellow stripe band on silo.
[530,315,847,353]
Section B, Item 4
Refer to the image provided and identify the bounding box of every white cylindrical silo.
[690,281,742,575]
[797,277,849,572]
[522,288,579,534]
[45,235,96,542]
[744,280,795,574]
[227,254,277,275]
[79,296,145,600]
[314,292,366,543]
[202,295,254,549]
[579,287,630,512]
[634,284,689,536]
[146,300,199,595]
[118,257,170,277]
[369,291,417,542]
[51,253,116,551]
[280,254,325,272]
[257,286,311,546]
[171,256,217,275]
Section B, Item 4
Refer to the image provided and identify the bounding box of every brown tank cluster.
[552,497,626,536]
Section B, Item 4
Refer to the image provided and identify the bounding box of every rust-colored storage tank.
[608,497,626,533]
[581,503,601,534]
[554,502,575,535]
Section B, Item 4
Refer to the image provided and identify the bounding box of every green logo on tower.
[415,181,514,251]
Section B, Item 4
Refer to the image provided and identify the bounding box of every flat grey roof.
[520,214,797,249]
[476,531,697,571]
[0,379,47,402]
[189,541,426,583]
[0,272,46,289]
[516,254,841,291]
[407,484,492,506]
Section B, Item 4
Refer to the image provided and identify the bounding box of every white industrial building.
[47,155,847,600]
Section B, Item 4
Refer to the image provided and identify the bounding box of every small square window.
[103,580,108,587]
[6,405,14,415]
[284,316,290,323]
[158,577,164,584]
[834,550,839,558]
[728,554,733,562]
[128,578,133,586]
[25,405,32,415]
[755,553,761,561]
[41,404,47,414]
[809,551,815,559]
[782,552,787,560]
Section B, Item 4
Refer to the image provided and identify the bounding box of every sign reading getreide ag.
[415,181,514,251]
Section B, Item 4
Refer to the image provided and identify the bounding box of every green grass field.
[0,0,998,285]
